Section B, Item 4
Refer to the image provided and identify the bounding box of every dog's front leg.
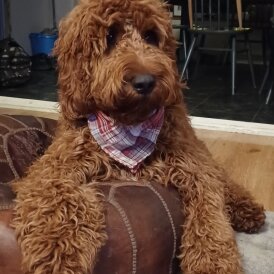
[223,176,265,233]
[196,140,265,233]
[12,132,107,274]
[13,180,106,274]
[171,156,244,274]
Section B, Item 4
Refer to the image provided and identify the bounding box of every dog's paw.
[230,200,266,233]
[182,257,244,274]
[180,241,244,274]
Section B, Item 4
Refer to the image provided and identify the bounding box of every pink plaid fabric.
[88,108,164,173]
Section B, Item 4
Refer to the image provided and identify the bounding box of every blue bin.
[29,32,58,56]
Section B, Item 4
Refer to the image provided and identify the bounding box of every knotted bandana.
[88,108,164,173]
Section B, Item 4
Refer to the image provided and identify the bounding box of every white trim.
[0,96,59,113]
[0,96,274,137]
[190,116,274,137]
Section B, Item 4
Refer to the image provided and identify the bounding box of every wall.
[55,0,75,26]
[9,0,75,54]
[0,1,4,39]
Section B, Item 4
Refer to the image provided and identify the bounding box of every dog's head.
[55,0,183,126]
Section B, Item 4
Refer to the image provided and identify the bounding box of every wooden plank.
[0,108,59,120]
[196,129,274,211]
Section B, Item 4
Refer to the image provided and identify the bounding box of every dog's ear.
[54,3,103,125]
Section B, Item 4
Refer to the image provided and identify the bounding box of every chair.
[173,24,189,79]
[259,27,274,104]
[168,1,190,79]
[181,0,256,95]
[243,1,273,67]
[244,0,274,104]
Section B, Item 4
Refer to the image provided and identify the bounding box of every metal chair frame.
[181,0,256,95]
[259,27,274,104]
[173,24,189,79]
[170,1,190,80]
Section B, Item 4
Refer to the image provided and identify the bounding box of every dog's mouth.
[103,102,159,125]
[103,105,160,126]
[105,79,168,125]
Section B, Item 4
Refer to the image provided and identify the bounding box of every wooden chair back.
[187,0,243,31]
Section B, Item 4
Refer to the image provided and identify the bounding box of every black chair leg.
[231,36,236,95]
[193,51,201,79]
[262,29,267,67]
[193,34,205,79]
[266,81,273,104]
[181,35,197,80]
[245,34,256,89]
[182,29,189,80]
[259,64,270,95]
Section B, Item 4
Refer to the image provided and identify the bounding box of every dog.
[13,0,266,273]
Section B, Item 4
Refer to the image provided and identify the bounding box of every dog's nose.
[131,74,156,95]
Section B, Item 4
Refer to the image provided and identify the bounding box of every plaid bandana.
[88,108,164,173]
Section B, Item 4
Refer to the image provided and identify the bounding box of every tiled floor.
[183,63,274,124]
[0,70,58,102]
[0,63,273,124]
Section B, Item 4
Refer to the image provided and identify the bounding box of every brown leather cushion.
[0,115,183,274]
[0,114,56,185]
[0,182,182,274]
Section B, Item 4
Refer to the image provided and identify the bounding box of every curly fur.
[13,0,266,273]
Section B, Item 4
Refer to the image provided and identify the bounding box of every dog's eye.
[106,26,118,48]
[143,30,159,47]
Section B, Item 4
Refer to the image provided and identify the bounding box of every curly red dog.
[13,0,265,273]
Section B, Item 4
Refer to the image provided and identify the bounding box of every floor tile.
[0,70,58,101]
